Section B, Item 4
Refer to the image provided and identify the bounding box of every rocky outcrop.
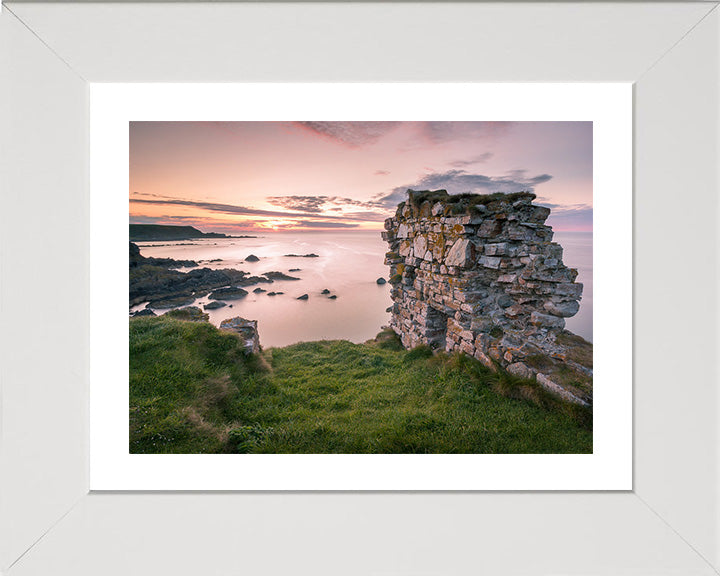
[129,224,239,241]
[382,190,591,405]
[130,243,274,307]
[165,306,209,322]
[209,287,249,300]
[129,241,196,269]
[263,271,300,281]
[148,294,197,309]
[131,308,156,317]
[220,317,260,354]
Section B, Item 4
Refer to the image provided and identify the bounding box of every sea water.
[133,230,592,346]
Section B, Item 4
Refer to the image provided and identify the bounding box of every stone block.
[507,362,533,379]
[530,311,566,329]
[477,219,503,238]
[504,304,524,318]
[460,340,476,356]
[528,206,551,223]
[398,240,413,257]
[479,256,502,269]
[543,299,580,318]
[445,238,473,267]
[555,282,583,298]
[485,242,508,256]
[536,373,589,406]
[220,317,260,354]
[472,319,495,334]
[474,348,496,371]
[413,234,427,256]
[496,294,513,308]
[459,330,474,342]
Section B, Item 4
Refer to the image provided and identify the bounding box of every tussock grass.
[130,317,592,454]
[556,330,593,369]
[407,189,535,211]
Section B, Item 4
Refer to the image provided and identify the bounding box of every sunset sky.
[129,121,592,233]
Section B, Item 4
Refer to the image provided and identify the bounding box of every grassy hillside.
[130,316,592,454]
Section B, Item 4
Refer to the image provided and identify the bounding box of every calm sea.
[133,230,592,346]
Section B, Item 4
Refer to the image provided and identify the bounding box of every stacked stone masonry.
[383,190,590,405]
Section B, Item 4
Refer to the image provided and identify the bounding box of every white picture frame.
[1,2,718,574]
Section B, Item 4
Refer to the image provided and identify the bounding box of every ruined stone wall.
[382,190,587,397]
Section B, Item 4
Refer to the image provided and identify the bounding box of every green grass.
[402,189,537,216]
[130,317,592,454]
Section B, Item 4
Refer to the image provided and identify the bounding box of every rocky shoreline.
[130,242,317,310]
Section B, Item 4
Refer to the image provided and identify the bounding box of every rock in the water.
[204,301,226,310]
[297,294,309,300]
[253,287,266,293]
[328,295,337,299]
[376,277,387,285]
[237,275,273,286]
[245,254,260,262]
[267,291,283,296]
[165,306,208,322]
[147,294,196,309]
[130,242,197,269]
[284,253,319,258]
[263,271,301,281]
[289,268,301,272]
[209,287,249,300]
[220,316,260,354]
[129,251,249,307]
[321,289,331,294]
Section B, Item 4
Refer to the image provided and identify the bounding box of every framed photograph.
[91,83,630,491]
[2,2,718,574]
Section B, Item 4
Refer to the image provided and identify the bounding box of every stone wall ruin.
[382,190,592,405]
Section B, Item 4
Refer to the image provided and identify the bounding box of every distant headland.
[129,224,255,241]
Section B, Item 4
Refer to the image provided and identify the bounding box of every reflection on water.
[133,230,592,347]
[133,231,393,348]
